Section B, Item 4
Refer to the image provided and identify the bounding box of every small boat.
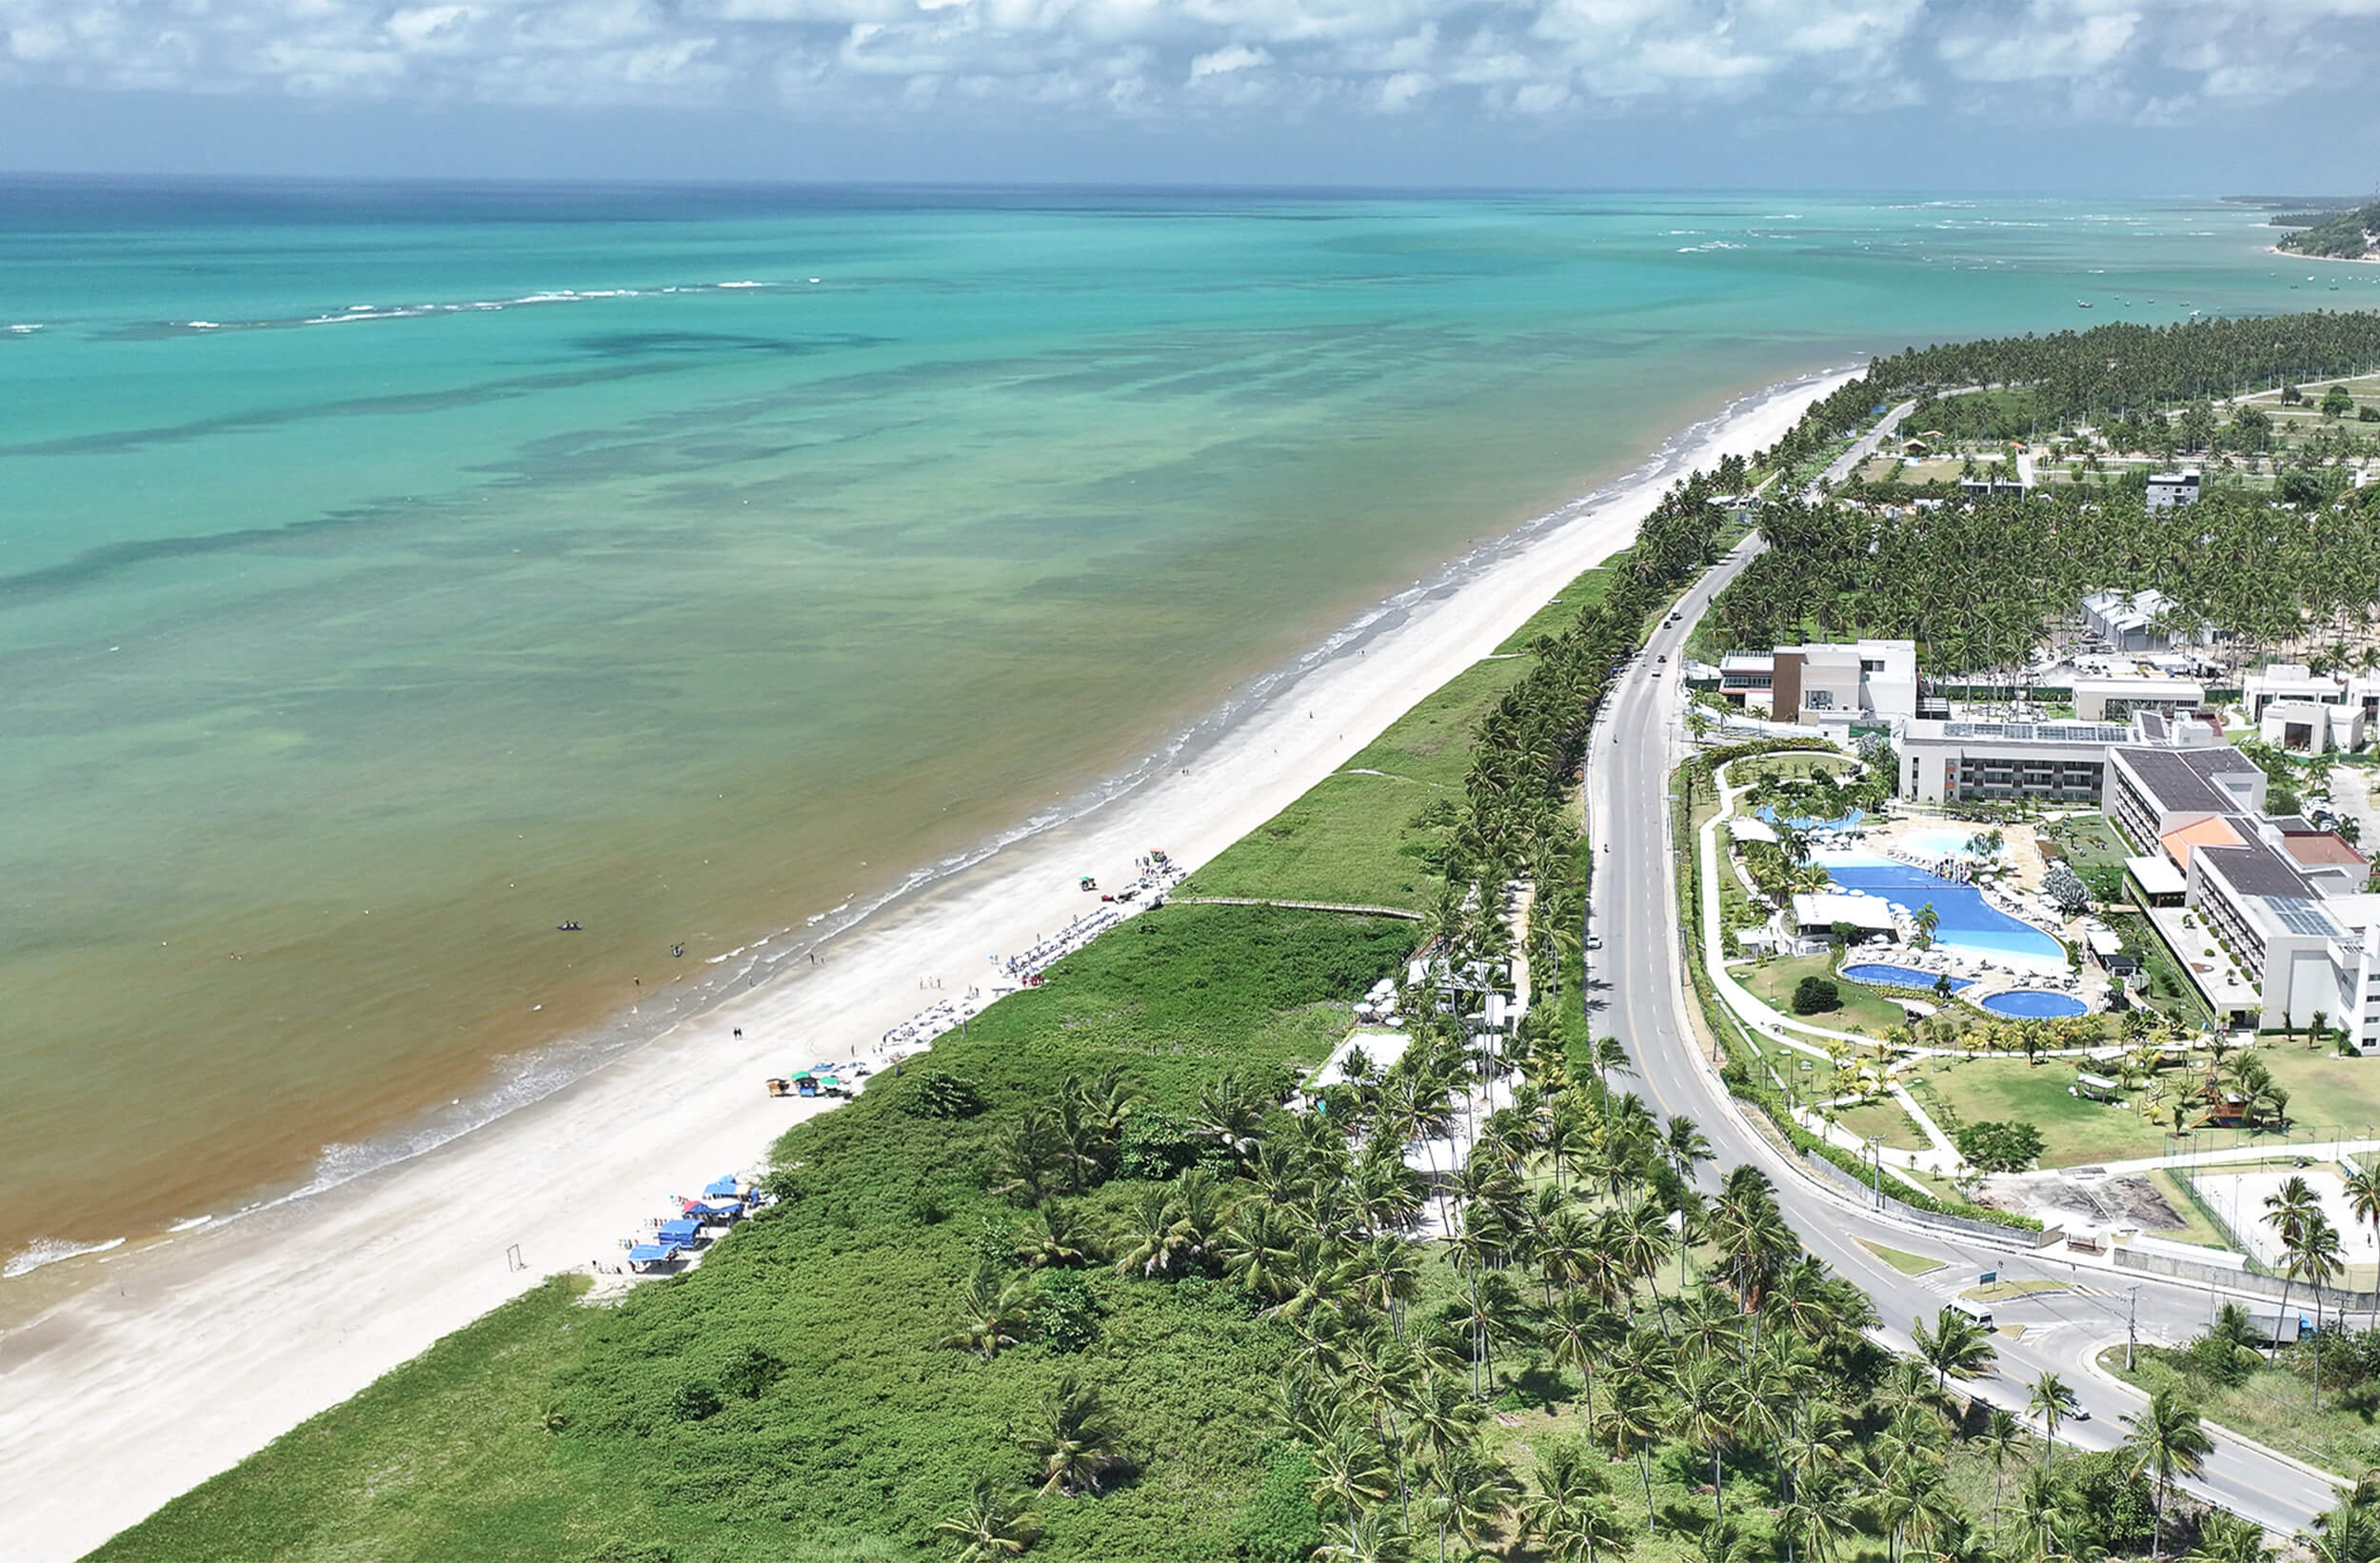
[2077,301,2092,308]
[556,920,583,932]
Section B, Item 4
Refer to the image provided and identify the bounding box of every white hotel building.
[1867,641,2380,1038]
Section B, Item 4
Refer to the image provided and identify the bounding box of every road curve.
[1581,414,2342,1533]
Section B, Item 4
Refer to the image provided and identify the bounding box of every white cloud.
[1186,41,1268,77]
[0,0,2369,127]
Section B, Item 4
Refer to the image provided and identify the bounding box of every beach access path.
[0,374,1842,1563]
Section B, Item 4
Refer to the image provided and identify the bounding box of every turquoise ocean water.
[0,182,2362,1272]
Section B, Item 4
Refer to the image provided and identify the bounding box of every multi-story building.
[1896,709,2229,807]
[2072,676,2205,722]
[2146,470,2203,511]
[1716,639,1918,728]
[2105,742,2269,851]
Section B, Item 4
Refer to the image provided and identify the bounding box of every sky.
[2,0,2378,188]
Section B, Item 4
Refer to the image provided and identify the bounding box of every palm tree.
[2288,1210,2347,1408]
[2012,1464,2078,1563]
[1564,1494,1635,1563]
[1542,1293,1618,1434]
[1604,1365,1667,1531]
[2120,1388,2213,1563]
[2028,1373,2079,1466]
[1980,1408,2025,1529]
[942,1265,1036,1361]
[2187,1509,2275,1563]
[1420,1447,1515,1563]
[1665,1115,1716,1182]
[1674,1354,1743,1525]
[1014,1202,1098,1271]
[932,1476,1039,1562]
[2266,1175,2324,1358]
[1023,1373,1127,1496]
[1777,1471,1856,1563]
[1912,1307,1998,1395]
[2347,1163,2380,1336]
[1316,1510,1414,1563]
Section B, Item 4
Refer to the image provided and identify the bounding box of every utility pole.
[1869,1135,1884,1210]
[2127,1285,2141,1371]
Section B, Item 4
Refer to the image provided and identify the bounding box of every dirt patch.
[1987,1169,2183,1230]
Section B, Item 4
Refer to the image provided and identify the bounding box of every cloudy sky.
[3,0,2377,187]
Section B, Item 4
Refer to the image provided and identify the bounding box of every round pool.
[1841,963,1973,993]
[1977,989,2089,1019]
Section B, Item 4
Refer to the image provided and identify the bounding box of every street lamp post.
[1868,1135,1884,1210]
[2126,1285,2141,1371]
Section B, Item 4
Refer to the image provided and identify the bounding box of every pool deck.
[1698,757,2120,1177]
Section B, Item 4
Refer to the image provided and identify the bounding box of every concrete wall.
[2112,1243,2378,1316]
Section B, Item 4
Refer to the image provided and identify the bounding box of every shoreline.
[2265,242,2380,266]
[0,365,1849,1563]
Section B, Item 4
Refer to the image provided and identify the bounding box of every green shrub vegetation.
[1952,1120,2048,1174]
[1791,976,1842,1016]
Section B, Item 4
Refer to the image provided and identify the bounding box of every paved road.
[1581,416,2342,1533]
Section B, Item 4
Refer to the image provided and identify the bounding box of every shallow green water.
[0,182,2359,1269]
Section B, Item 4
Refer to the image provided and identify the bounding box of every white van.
[1950,1296,1994,1328]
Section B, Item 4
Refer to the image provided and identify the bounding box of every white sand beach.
[0,369,1843,1562]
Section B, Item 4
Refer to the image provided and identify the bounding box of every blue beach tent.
[656,1218,703,1244]
[626,1243,680,1264]
[703,1177,741,1199]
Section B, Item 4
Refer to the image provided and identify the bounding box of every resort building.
[2079,588,2212,653]
[2184,824,2380,1036]
[2258,699,2367,754]
[1719,639,1919,727]
[2098,743,2380,1035]
[1894,706,2224,807]
[2106,743,2268,853]
[1786,891,1899,955]
[2243,663,2345,721]
[2146,470,2203,511]
[1897,718,2128,805]
[2071,676,2205,722]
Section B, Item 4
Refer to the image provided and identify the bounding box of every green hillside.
[2278,202,2380,259]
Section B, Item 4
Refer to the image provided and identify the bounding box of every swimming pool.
[1903,825,1994,860]
[1818,856,2065,964]
[1757,804,1866,834]
[1841,963,1973,993]
[1978,990,2090,1019]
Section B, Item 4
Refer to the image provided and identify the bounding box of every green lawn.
[1835,1096,1933,1154]
[1904,1055,2171,1167]
[2253,1046,2380,1139]
[2039,813,2130,875]
[1179,561,1621,913]
[1739,952,1914,1038]
[1855,1237,1945,1276]
[2108,1348,2380,1482]
[2141,1167,2237,1249]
